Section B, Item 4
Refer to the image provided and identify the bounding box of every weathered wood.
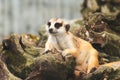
[82,66,120,80]
[26,53,75,80]
[0,56,21,80]
[1,34,42,79]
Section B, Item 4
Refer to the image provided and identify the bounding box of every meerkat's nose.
[49,28,53,33]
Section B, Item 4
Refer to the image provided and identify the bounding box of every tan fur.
[62,33,99,76]
[45,18,99,76]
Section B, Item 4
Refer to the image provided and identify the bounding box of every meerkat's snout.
[49,28,53,33]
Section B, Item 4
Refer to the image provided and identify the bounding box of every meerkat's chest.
[56,35,74,50]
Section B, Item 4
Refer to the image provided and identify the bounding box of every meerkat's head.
[46,18,70,35]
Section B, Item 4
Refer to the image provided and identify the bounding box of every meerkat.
[44,18,99,76]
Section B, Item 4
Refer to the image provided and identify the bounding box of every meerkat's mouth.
[48,28,58,34]
[49,31,58,34]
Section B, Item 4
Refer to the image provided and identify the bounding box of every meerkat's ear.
[65,24,70,32]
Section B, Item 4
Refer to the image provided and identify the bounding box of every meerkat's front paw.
[56,49,62,54]
[62,51,73,61]
[62,50,72,57]
[62,51,67,57]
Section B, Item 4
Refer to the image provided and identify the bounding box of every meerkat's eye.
[47,22,51,27]
[54,23,62,29]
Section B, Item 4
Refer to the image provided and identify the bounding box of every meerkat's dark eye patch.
[54,23,62,29]
[47,22,51,27]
